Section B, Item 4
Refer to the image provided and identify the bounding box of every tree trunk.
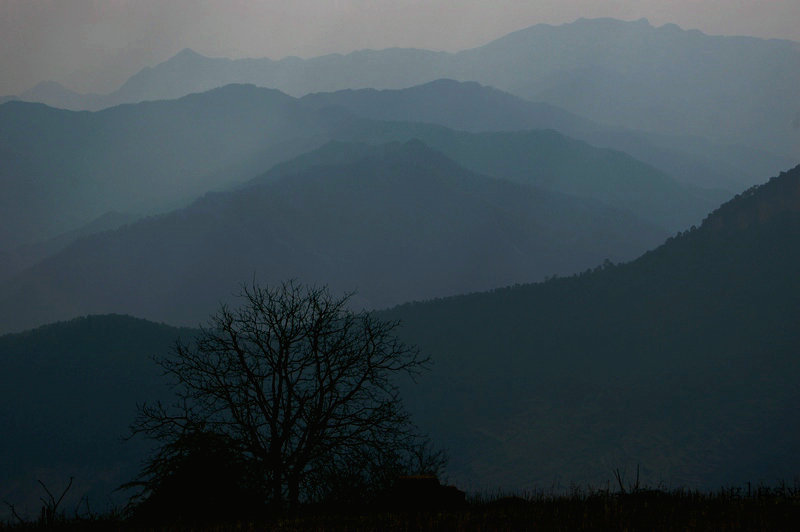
[271,466,284,514]
[288,473,300,515]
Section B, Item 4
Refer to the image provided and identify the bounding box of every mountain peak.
[21,80,80,100]
[157,48,211,68]
[414,78,478,90]
[172,48,205,60]
[174,83,295,106]
[25,80,68,92]
[572,16,652,28]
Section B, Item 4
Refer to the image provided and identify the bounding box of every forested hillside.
[0,315,195,516]
[386,165,800,490]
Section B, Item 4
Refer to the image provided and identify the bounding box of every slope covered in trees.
[0,315,194,517]
[384,164,800,491]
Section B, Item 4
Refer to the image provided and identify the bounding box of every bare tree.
[131,280,435,512]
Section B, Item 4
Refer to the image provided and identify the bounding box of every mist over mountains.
[301,80,793,191]
[1,12,798,521]
[7,18,799,162]
[0,140,666,334]
[0,85,328,252]
[0,82,722,286]
[329,120,725,232]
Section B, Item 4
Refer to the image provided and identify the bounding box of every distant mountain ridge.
[0,82,720,264]
[0,211,138,282]
[7,18,798,160]
[326,121,727,231]
[300,79,592,135]
[301,80,793,190]
[0,139,667,334]
[16,80,112,111]
[0,84,330,252]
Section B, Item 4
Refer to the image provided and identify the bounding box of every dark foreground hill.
[1,166,798,519]
[0,315,195,519]
[0,140,664,334]
[384,164,800,491]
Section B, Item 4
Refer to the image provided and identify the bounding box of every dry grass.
[4,484,800,531]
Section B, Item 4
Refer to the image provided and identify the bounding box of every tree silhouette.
[130,280,436,514]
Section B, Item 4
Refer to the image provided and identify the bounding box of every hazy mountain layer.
[14,18,797,160]
[302,79,794,191]
[13,81,113,112]
[0,85,328,251]
[326,122,726,232]
[0,140,666,334]
[0,83,715,257]
[462,18,800,159]
[0,211,138,283]
[383,164,800,491]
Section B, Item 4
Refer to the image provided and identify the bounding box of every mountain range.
[6,18,798,162]
[328,119,724,231]
[0,140,667,334]
[0,84,331,253]
[0,82,724,287]
[300,79,793,191]
[2,164,797,514]
[2,14,798,518]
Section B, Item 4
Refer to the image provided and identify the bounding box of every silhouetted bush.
[123,429,267,524]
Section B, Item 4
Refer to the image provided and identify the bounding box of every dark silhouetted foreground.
[3,484,800,530]
[125,281,444,523]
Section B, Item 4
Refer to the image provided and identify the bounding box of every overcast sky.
[2,0,799,95]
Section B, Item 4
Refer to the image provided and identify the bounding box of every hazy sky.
[2,0,799,95]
